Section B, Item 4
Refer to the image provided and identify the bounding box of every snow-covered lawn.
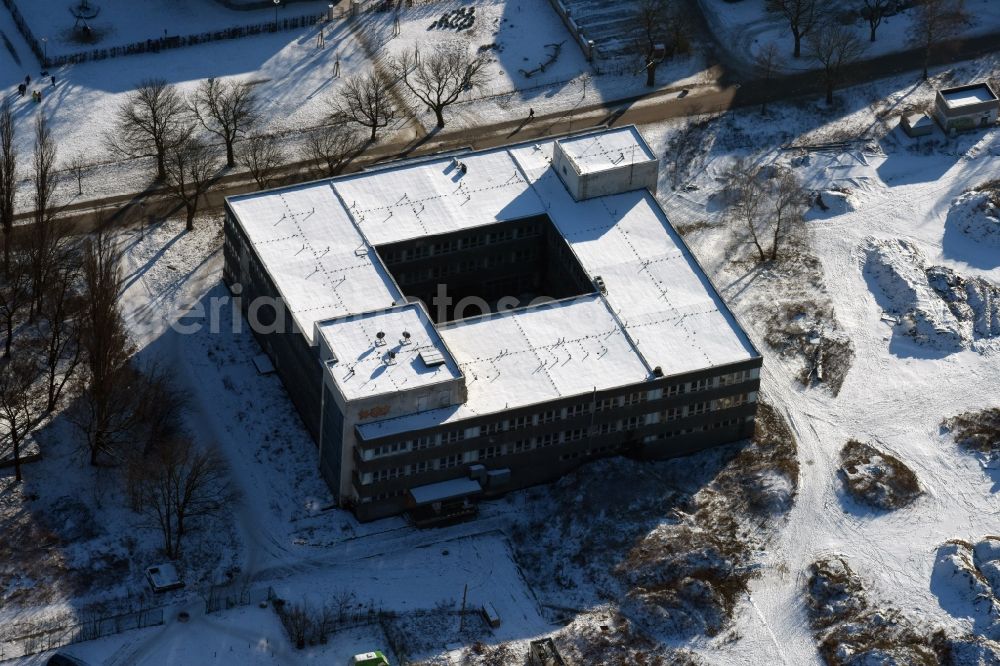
[698,0,1000,72]
[15,0,333,58]
[0,0,711,211]
[9,6,1000,663]
[638,53,1000,663]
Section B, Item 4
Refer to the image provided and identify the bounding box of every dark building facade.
[223,127,763,523]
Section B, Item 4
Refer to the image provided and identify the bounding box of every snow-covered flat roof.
[227,182,400,343]
[941,84,998,107]
[228,126,758,433]
[556,126,655,173]
[317,304,461,401]
[441,295,652,410]
[356,295,653,440]
[509,141,758,376]
[333,149,545,246]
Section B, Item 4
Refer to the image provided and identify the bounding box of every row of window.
[379,224,542,264]
[363,379,759,461]
[560,442,622,462]
[393,249,538,285]
[642,416,747,442]
[362,409,755,486]
[366,449,476,483]
[661,394,752,422]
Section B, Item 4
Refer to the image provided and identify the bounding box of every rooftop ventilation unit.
[420,349,446,367]
[594,276,607,294]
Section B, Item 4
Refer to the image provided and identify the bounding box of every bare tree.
[37,251,83,412]
[315,604,336,644]
[333,70,396,143]
[27,114,64,321]
[236,132,285,190]
[767,0,825,58]
[304,123,362,178]
[67,153,88,196]
[123,367,187,510]
[807,25,866,105]
[724,158,807,263]
[331,588,356,622]
[74,228,136,466]
[0,353,44,483]
[909,0,969,80]
[190,77,260,168]
[754,42,783,114]
[107,79,192,180]
[766,168,808,262]
[0,100,15,277]
[393,43,487,128]
[163,137,219,231]
[861,0,892,42]
[278,601,313,649]
[136,436,233,559]
[634,0,676,88]
[725,158,768,263]
[0,237,29,358]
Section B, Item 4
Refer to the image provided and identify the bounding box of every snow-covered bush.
[863,237,967,349]
[948,188,1000,249]
[863,237,1000,351]
[945,407,1000,454]
[838,440,921,510]
[805,555,974,666]
[927,267,1000,341]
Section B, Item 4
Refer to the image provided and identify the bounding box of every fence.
[544,0,595,61]
[0,0,322,68]
[46,15,323,68]
[0,580,274,660]
[0,603,165,660]
[202,582,274,614]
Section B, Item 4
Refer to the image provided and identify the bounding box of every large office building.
[223,126,762,523]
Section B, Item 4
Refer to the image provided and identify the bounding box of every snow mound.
[806,556,939,665]
[806,556,868,629]
[941,635,1000,665]
[838,440,921,511]
[949,191,1000,249]
[863,237,1000,351]
[863,237,967,349]
[926,266,1000,341]
[619,523,736,637]
[746,469,795,515]
[807,555,1000,665]
[933,538,1000,631]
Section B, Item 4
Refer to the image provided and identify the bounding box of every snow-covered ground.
[0,0,712,210]
[16,0,333,58]
[698,0,1000,72]
[636,53,1000,663]
[5,2,1000,664]
[36,532,548,665]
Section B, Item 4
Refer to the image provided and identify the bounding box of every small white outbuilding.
[934,82,1000,133]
